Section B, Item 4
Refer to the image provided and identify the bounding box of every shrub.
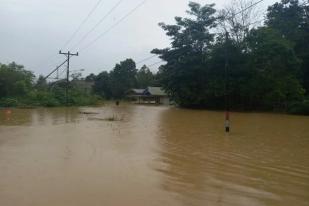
[0,97,19,107]
[288,100,309,115]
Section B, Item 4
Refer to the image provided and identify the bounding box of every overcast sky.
[0,0,278,78]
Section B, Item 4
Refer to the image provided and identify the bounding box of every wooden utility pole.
[224,32,230,133]
[59,50,79,105]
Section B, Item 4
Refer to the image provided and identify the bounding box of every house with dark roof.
[127,89,145,97]
[127,87,170,105]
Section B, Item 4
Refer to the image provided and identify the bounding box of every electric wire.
[71,0,124,50]
[148,60,165,68]
[134,0,267,66]
[136,54,157,65]
[79,0,147,52]
[43,0,267,76]
[226,0,266,20]
[38,0,103,72]
[61,0,104,50]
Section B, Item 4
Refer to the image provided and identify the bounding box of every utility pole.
[59,50,79,106]
[224,32,230,133]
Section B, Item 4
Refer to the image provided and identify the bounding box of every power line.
[136,54,157,65]
[79,0,147,52]
[38,0,263,72]
[148,60,165,68]
[36,0,103,71]
[226,0,266,20]
[58,66,67,78]
[136,0,266,67]
[61,0,104,50]
[71,0,124,50]
[34,52,62,71]
[44,59,68,80]
[212,0,267,38]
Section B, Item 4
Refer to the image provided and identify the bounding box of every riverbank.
[1,98,309,116]
[173,100,309,116]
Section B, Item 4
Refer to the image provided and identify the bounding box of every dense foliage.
[151,0,309,114]
[90,59,157,99]
[0,63,100,107]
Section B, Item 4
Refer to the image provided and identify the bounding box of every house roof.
[127,89,145,95]
[144,87,167,96]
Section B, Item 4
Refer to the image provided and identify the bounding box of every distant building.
[127,87,170,105]
[127,89,145,97]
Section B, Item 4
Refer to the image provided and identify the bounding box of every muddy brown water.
[0,105,309,206]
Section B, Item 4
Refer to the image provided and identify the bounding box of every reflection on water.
[156,109,309,206]
[0,105,308,206]
[0,107,81,126]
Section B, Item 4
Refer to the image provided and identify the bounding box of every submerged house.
[127,87,170,105]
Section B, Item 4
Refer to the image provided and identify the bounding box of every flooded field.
[0,104,309,206]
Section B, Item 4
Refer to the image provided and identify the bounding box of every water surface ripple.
[0,105,308,206]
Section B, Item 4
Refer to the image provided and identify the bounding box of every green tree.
[152,2,217,107]
[85,73,96,82]
[93,71,112,99]
[92,59,138,99]
[246,27,304,109]
[266,0,309,93]
[206,35,250,109]
[109,59,137,99]
[0,62,34,98]
[36,75,48,91]
[136,65,154,88]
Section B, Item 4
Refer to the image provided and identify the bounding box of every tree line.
[0,62,100,107]
[1,0,308,115]
[86,60,159,99]
[0,60,158,107]
[149,0,309,114]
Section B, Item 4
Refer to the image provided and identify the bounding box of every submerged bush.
[28,91,60,107]
[0,89,102,108]
[0,98,19,107]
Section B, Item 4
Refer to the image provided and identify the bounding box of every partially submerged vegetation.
[0,62,102,107]
[1,0,309,115]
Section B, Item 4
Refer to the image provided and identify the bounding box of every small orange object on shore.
[5,109,12,115]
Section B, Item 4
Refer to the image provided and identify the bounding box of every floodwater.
[0,105,309,206]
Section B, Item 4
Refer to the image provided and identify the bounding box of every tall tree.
[0,62,34,98]
[136,65,154,88]
[266,0,309,93]
[246,27,304,109]
[36,75,48,91]
[93,71,112,99]
[85,73,96,82]
[152,2,217,107]
[109,59,137,99]
[218,0,262,45]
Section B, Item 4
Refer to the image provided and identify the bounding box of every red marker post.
[4,109,12,121]
[225,111,230,132]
